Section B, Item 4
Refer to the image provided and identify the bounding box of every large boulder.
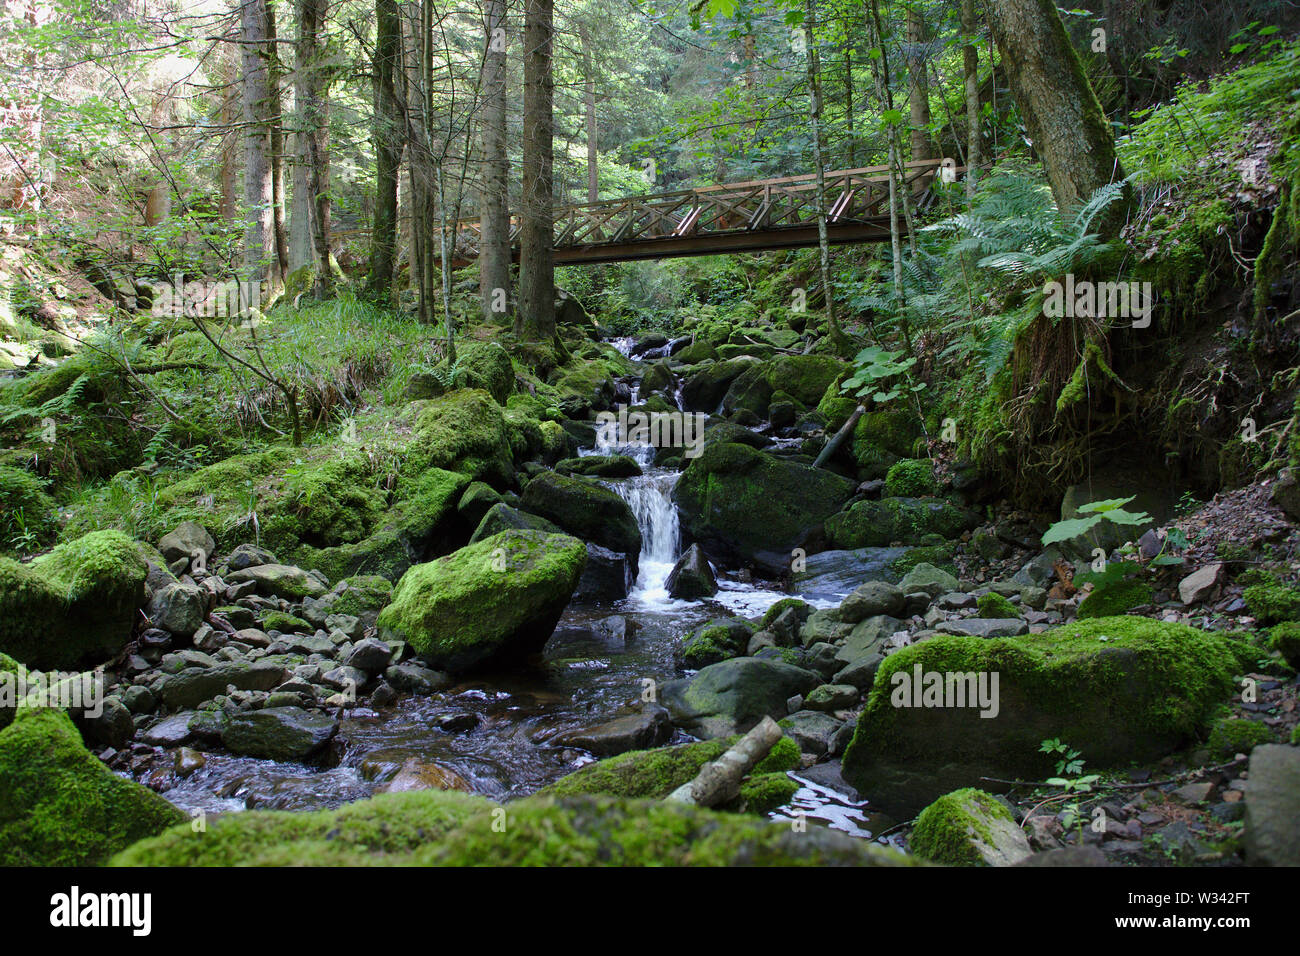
[469,502,562,544]
[674,443,854,572]
[680,357,761,412]
[0,530,147,669]
[377,530,587,673]
[825,497,980,550]
[662,656,821,738]
[841,617,1251,817]
[147,581,206,637]
[550,706,673,757]
[572,543,635,602]
[157,521,215,564]
[226,563,327,600]
[520,471,641,565]
[407,388,516,486]
[111,790,911,866]
[0,708,185,865]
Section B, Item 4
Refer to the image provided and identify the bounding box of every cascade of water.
[607,470,681,604]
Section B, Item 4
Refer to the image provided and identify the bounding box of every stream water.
[151,370,895,841]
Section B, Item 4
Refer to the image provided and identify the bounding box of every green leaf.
[1075,496,1136,514]
[1041,515,1101,545]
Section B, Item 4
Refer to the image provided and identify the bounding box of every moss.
[976,592,1020,619]
[825,497,977,550]
[1244,578,1300,625]
[261,611,311,634]
[753,735,801,773]
[842,617,1253,814]
[889,542,958,577]
[539,737,735,799]
[816,377,858,431]
[0,465,57,552]
[555,455,642,478]
[519,470,641,557]
[408,388,515,487]
[329,574,394,619]
[376,530,586,672]
[1076,577,1153,619]
[1267,621,1300,669]
[884,459,937,498]
[735,772,799,814]
[0,530,147,669]
[1205,717,1273,757]
[760,598,812,629]
[115,790,910,866]
[910,788,1013,866]
[1,708,185,865]
[454,341,515,404]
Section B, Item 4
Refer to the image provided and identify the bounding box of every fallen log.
[665,716,783,808]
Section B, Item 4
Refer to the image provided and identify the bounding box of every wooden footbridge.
[336,159,955,266]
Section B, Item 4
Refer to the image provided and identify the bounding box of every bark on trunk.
[478,0,511,322]
[516,0,555,341]
[367,0,403,301]
[906,7,936,162]
[240,0,276,287]
[960,0,982,198]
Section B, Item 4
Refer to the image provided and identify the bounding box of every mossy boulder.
[408,388,516,487]
[885,459,937,497]
[0,465,57,552]
[1076,577,1153,618]
[519,470,641,562]
[1243,577,1300,626]
[1206,717,1273,757]
[976,592,1020,619]
[1268,621,1300,669]
[377,530,586,673]
[841,617,1252,816]
[468,502,563,543]
[1,708,185,865]
[680,357,761,412]
[455,341,515,404]
[681,618,755,668]
[825,497,979,550]
[0,530,148,669]
[909,788,1030,866]
[674,442,854,572]
[112,789,910,866]
[326,575,394,625]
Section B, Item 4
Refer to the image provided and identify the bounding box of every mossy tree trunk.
[367,0,403,304]
[987,0,1131,233]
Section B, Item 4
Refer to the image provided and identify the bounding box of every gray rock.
[572,542,635,603]
[780,709,842,756]
[834,615,900,667]
[840,581,905,622]
[661,657,820,738]
[140,711,200,746]
[158,521,215,565]
[804,683,858,712]
[1244,744,1300,866]
[384,662,451,694]
[791,547,908,603]
[324,613,364,641]
[550,706,672,757]
[147,581,206,638]
[225,543,278,572]
[160,662,286,709]
[226,564,328,600]
[81,697,135,749]
[322,666,368,692]
[899,563,960,598]
[220,706,337,761]
[1178,563,1225,605]
[936,618,1029,638]
[345,637,395,674]
[799,607,853,646]
[833,653,884,690]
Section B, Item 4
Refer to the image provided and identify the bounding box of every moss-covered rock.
[0,530,147,669]
[468,502,563,543]
[884,459,937,497]
[408,388,516,487]
[519,470,641,561]
[555,455,642,478]
[1,708,185,865]
[662,656,821,738]
[1076,577,1153,618]
[909,788,1030,866]
[674,442,854,571]
[1268,621,1300,669]
[112,790,910,866]
[680,357,761,412]
[0,465,57,552]
[1244,577,1300,626]
[681,618,754,668]
[825,497,979,550]
[976,593,1020,619]
[455,341,515,404]
[841,617,1252,817]
[1206,717,1273,757]
[327,574,394,623]
[377,530,586,673]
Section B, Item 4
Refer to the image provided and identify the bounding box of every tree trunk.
[368,0,403,301]
[516,0,554,341]
[300,0,332,291]
[843,45,856,167]
[478,0,510,323]
[804,0,848,356]
[905,7,936,162]
[960,0,981,198]
[987,0,1130,229]
[265,1,289,283]
[666,717,783,807]
[240,0,275,287]
[580,25,598,202]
